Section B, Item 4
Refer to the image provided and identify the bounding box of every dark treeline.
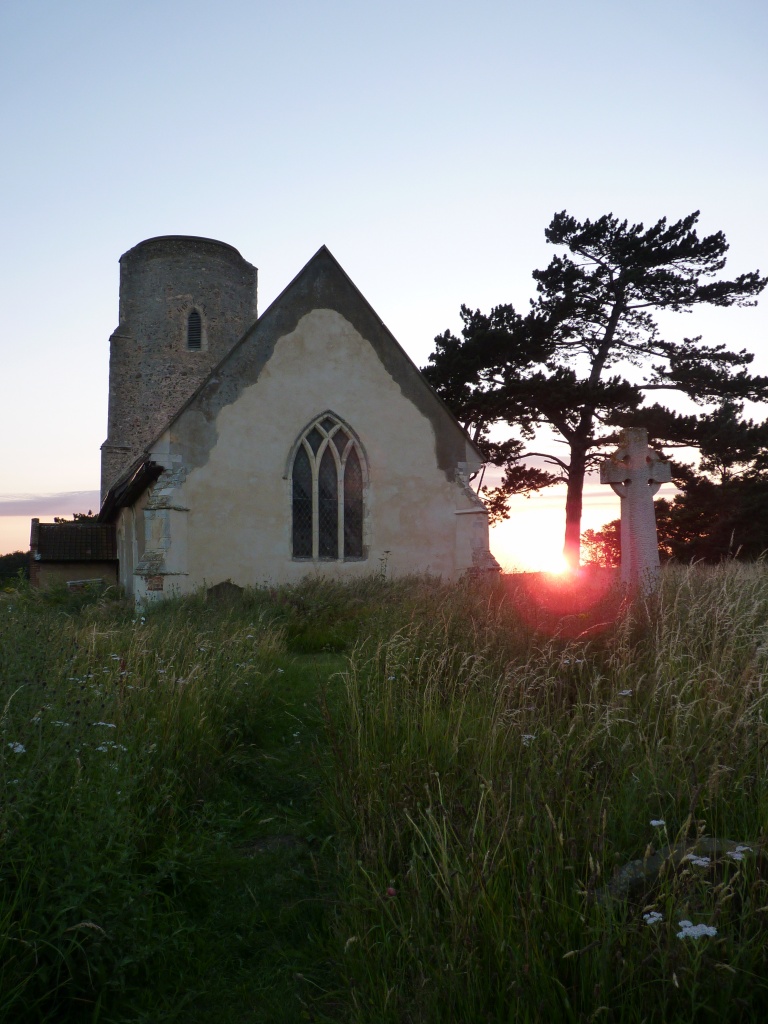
[0,550,29,583]
[583,473,768,566]
[584,400,768,565]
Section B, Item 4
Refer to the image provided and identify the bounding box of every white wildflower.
[92,722,116,728]
[52,721,71,728]
[276,668,284,674]
[726,845,752,861]
[7,742,26,754]
[684,854,711,868]
[650,819,665,827]
[522,734,536,746]
[643,911,663,925]
[677,920,717,940]
[618,689,633,697]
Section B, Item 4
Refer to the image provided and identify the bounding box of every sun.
[538,549,571,575]
[489,488,605,574]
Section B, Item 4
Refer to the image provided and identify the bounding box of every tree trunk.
[563,443,588,569]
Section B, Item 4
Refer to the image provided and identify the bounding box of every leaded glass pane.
[344,448,363,558]
[318,447,339,558]
[306,427,323,454]
[332,428,349,457]
[321,416,336,432]
[292,446,313,557]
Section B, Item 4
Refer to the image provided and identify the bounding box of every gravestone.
[206,579,244,602]
[599,427,671,592]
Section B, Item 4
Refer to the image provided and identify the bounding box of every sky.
[1,0,766,568]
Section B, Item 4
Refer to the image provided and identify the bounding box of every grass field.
[1,567,767,1022]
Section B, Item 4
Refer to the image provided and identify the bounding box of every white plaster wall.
[141,309,491,593]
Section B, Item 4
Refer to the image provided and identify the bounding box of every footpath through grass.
[2,567,768,1022]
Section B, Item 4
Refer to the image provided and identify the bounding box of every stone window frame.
[287,412,368,562]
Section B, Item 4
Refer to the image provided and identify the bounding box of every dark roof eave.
[37,556,118,563]
[99,460,164,522]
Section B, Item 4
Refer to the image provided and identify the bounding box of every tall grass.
[2,567,768,1021]
[0,586,288,1021]
[324,565,768,1022]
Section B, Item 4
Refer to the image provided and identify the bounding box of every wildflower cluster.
[677,920,718,940]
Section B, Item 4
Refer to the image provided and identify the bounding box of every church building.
[36,236,498,599]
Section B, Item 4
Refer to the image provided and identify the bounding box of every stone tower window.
[187,309,202,350]
[291,414,365,560]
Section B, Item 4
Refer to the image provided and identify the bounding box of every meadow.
[0,566,767,1022]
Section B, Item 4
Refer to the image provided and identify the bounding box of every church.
[32,236,498,599]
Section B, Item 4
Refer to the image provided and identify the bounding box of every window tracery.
[291,415,365,560]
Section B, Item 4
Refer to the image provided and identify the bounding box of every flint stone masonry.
[100,236,257,501]
[600,427,671,592]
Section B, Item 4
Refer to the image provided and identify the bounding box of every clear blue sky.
[1,0,766,563]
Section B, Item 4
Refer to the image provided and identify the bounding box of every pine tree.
[425,211,768,566]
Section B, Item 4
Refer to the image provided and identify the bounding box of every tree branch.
[522,451,571,474]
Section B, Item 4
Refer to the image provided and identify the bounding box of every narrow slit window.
[187,309,202,350]
[290,415,366,560]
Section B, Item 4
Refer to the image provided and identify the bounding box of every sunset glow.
[491,483,616,572]
[538,550,571,576]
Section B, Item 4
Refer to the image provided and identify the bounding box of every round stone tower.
[100,236,258,500]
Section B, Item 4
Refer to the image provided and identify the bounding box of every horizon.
[0,476,671,571]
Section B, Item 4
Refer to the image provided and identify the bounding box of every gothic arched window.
[291,414,365,560]
[187,309,202,350]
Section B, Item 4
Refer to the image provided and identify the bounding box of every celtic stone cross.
[599,427,672,592]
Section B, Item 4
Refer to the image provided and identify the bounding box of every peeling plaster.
[160,248,476,485]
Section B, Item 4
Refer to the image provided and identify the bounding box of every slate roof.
[36,523,117,562]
